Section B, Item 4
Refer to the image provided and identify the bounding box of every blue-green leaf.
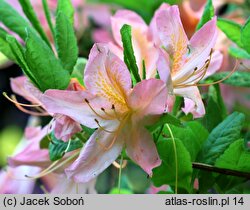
[198,112,245,165]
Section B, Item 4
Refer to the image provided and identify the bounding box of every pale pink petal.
[92,29,113,43]
[148,3,170,45]
[174,87,205,118]
[157,49,172,85]
[84,43,131,113]
[156,5,188,58]
[54,115,82,142]
[42,89,118,129]
[128,79,167,117]
[65,128,123,183]
[126,125,161,176]
[51,175,97,194]
[0,166,40,194]
[8,126,50,168]
[174,18,218,82]
[10,76,42,104]
[204,50,223,78]
[111,10,148,46]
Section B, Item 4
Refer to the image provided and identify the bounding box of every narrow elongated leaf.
[25,29,70,92]
[56,0,74,25]
[196,0,214,30]
[198,112,245,165]
[0,0,32,40]
[55,12,78,73]
[49,133,83,161]
[241,17,250,53]
[120,24,141,84]
[152,138,193,193]
[202,84,227,132]
[204,72,250,88]
[217,18,243,48]
[0,28,16,61]
[18,0,51,47]
[6,35,39,88]
[71,57,87,85]
[42,0,56,40]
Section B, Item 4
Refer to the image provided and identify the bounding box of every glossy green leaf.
[6,35,39,88]
[196,0,214,30]
[120,24,141,85]
[215,139,250,173]
[0,0,32,40]
[217,18,243,48]
[55,12,78,73]
[49,133,83,161]
[18,0,51,47]
[163,122,208,161]
[0,28,16,61]
[198,112,245,165]
[25,29,70,92]
[202,85,227,132]
[241,17,250,53]
[228,47,250,59]
[56,0,74,25]
[152,138,193,193]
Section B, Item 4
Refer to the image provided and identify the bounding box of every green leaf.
[217,18,243,48]
[49,133,83,161]
[56,0,74,25]
[0,0,32,40]
[42,0,56,40]
[202,85,227,132]
[152,138,193,193]
[163,122,208,161]
[228,47,250,59]
[6,35,39,88]
[55,12,78,73]
[18,0,51,48]
[198,112,245,165]
[147,113,183,133]
[120,24,141,85]
[109,188,133,194]
[71,58,87,85]
[241,17,250,54]
[25,29,70,92]
[0,28,16,61]
[196,0,214,30]
[215,139,250,172]
[204,72,250,88]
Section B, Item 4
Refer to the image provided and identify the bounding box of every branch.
[192,162,250,179]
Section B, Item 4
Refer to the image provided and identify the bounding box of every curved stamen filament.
[84,98,113,121]
[3,92,42,107]
[175,49,213,87]
[25,151,80,179]
[14,102,50,116]
[196,60,239,87]
[95,119,116,133]
[96,113,130,151]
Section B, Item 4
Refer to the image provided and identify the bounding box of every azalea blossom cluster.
[1,3,225,193]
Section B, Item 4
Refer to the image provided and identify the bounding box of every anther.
[84,98,89,103]
[111,104,115,110]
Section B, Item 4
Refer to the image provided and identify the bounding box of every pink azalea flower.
[155,5,223,118]
[0,166,40,194]
[41,43,167,183]
[9,76,83,141]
